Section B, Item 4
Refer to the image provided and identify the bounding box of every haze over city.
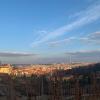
[0,0,100,64]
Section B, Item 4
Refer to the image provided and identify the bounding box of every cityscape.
[0,63,100,100]
[0,0,100,100]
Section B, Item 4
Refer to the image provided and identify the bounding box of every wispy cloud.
[48,31,100,47]
[87,31,100,43]
[34,30,47,41]
[48,37,76,47]
[76,31,100,44]
[0,52,36,57]
[65,50,100,56]
[65,50,100,63]
[31,1,100,47]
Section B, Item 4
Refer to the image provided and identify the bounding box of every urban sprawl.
[0,63,100,100]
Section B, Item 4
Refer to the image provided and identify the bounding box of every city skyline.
[0,0,100,64]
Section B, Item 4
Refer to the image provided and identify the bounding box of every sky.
[0,0,100,64]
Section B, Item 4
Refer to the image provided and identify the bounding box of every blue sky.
[0,0,100,64]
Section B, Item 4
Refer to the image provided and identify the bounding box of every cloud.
[48,37,76,47]
[48,31,100,47]
[66,50,100,56]
[0,52,36,57]
[0,51,39,64]
[65,50,100,63]
[34,30,47,41]
[31,1,100,47]
[88,31,100,43]
[28,50,100,64]
[78,31,100,44]
[31,30,48,47]
[0,50,100,64]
